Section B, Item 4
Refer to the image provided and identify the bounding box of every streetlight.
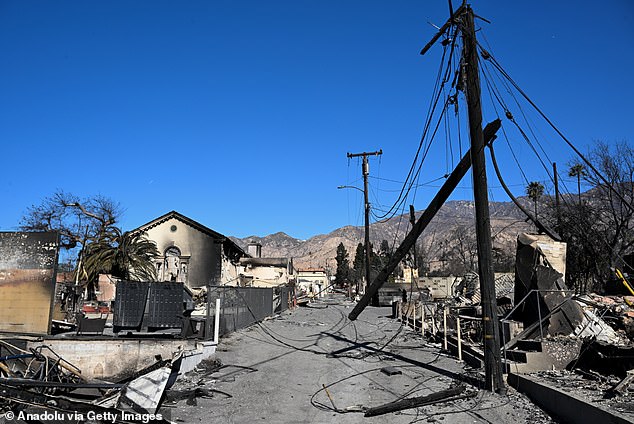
[337,185,363,193]
[337,184,371,297]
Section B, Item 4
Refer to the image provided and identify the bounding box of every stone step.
[504,349,545,363]
[515,339,543,352]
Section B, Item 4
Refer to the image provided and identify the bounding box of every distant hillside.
[230,199,533,271]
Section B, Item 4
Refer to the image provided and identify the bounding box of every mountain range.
[230,199,534,271]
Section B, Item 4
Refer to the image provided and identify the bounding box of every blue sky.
[1,1,633,240]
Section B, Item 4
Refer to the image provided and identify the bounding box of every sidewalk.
[169,294,553,423]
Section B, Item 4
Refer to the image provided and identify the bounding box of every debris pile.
[0,340,180,423]
[396,233,634,389]
[531,369,634,416]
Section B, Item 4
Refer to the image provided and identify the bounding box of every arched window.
[164,246,182,282]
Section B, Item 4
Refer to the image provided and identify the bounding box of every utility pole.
[409,205,418,271]
[348,120,500,320]
[553,162,561,233]
[461,6,504,393]
[347,150,382,299]
[409,205,418,295]
[348,5,504,393]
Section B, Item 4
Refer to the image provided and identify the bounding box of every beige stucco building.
[133,211,246,288]
[297,268,329,298]
[237,242,295,287]
[238,257,295,287]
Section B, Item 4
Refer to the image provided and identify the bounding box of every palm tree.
[569,163,586,204]
[82,227,159,283]
[526,181,545,221]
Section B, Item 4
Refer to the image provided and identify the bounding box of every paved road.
[169,294,552,423]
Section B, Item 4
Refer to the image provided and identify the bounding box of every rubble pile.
[0,340,179,423]
[0,341,84,387]
[531,369,634,416]
[576,294,634,344]
[164,357,229,408]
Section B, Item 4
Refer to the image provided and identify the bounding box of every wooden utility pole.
[347,150,382,297]
[553,162,561,232]
[348,5,505,393]
[409,205,418,297]
[409,205,418,271]
[461,6,504,393]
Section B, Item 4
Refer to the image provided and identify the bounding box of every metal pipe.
[536,291,544,341]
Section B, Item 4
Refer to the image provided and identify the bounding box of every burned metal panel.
[513,233,583,337]
[0,232,59,334]
[146,282,185,329]
[574,340,634,378]
[114,282,188,332]
[113,282,148,331]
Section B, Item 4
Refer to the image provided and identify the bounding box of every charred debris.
[0,340,177,423]
[348,1,634,414]
[390,231,634,420]
[0,227,293,422]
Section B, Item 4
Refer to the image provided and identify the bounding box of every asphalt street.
[169,294,553,423]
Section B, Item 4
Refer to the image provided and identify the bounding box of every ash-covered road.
[169,294,552,423]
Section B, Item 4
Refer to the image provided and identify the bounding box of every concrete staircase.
[503,340,552,373]
[445,336,575,374]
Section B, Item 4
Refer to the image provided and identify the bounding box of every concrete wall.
[29,338,216,380]
[0,232,59,334]
[402,267,419,285]
[530,234,567,282]
[96,274,118,303]
[419,276,459,299]
[419,273,514,299]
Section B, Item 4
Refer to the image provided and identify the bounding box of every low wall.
[27,338,216,381]
[508,373,634,424]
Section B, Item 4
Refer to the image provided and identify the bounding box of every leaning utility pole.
[348,120,500,321]
[461,6,504,393]
[347,150,382,297]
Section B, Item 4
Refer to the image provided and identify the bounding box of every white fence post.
[214,298,221,344]
[443,306,448,351]
[457,316,462,361]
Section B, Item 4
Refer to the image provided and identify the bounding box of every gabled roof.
[132,210,246,256]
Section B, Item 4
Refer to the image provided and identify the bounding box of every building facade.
[132,211,246,288]
[297,268,329,298]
